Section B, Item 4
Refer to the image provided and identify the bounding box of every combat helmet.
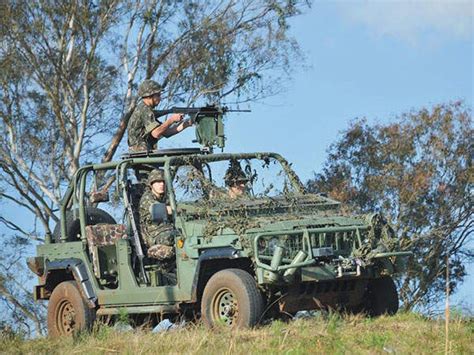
[224,160,248,186]
[138,80,162,98]
[148,169,165,185]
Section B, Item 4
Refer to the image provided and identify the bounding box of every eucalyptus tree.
[307,102,473,311]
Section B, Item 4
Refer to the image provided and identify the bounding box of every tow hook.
[337,258,363,277]
[337,264,361,277]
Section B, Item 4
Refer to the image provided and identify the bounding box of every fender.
[45,258,97,307]
[190,247,242,302]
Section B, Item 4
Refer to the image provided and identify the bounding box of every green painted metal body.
[30,150,411,315]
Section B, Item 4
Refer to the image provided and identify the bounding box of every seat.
[85,224,127,279]
[128,182,145,209]
[147,244,175,260]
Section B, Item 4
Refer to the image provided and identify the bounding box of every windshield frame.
[166,152,306,208]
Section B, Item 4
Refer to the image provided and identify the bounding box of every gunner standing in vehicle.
[138,169,177,262]
[127,80,193,152]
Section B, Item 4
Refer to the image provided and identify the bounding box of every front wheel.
[365,276,399,316]
[201,269,263,328]
[47,281,96,337]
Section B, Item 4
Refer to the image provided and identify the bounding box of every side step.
[97,304,179,316]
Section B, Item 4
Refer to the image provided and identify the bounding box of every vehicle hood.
[178,194,368,236]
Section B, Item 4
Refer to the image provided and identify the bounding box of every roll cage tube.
[59,162,123,242]
[59,166,90,242]
[77,163,118,242]
[115,159,178,222]
[58,152,304,242]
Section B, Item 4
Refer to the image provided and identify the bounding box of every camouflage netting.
[353,213,399,259]
[170,155,400,261]
[173,157,337,229]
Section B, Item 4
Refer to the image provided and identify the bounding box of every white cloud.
[336,0,473,44]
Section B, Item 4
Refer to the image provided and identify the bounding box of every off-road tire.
[366,276,399,316]
[201,268,263,328]
[52,207,116,242]
[47,281,96,337]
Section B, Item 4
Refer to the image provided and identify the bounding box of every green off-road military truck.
[27,107,411,336]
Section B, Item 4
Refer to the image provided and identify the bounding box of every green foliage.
[307,102,473,311]
[117,308,130,325]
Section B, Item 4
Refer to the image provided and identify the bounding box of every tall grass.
[1,312,472,354]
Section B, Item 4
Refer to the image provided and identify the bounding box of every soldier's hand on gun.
[183,118,194,128]
[169,113,184,124]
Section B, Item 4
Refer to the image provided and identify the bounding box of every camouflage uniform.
[127,80,163,152]
[127,102,162,152]
[138,170,176,260]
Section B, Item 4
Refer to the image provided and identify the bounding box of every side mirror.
[150,203,168,224]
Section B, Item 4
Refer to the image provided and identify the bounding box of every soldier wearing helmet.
[224,160,249,199]
[127,80,193,152]
[138,169,177,263]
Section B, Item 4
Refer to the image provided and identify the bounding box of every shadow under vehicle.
[27,108,411,336]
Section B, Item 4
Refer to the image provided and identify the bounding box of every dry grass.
[1,312,473,354]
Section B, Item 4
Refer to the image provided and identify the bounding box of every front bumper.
[253,226,411,284]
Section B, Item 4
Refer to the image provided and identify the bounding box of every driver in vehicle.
[138,169,177,264]
[224,160,249,199]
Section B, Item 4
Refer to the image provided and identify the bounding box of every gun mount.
[153,105,250,150]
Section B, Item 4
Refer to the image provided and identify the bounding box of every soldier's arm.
[150,114,184,140]
[162,118,193,138]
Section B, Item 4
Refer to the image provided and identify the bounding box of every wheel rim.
[56,299,77,335]
[212,288,239,326]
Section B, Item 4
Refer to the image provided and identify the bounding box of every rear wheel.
[201,269,263,328]
[365,276,399,316]
[47,281,95,337]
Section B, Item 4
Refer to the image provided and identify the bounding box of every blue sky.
[163,0,473,307]
[170,0,473,181]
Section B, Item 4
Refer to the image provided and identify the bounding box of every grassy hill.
[1,313,472,354]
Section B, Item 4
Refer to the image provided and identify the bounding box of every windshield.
[171,155,303,204]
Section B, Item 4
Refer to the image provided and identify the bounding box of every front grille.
[285,234,304,259]
[310,231,358,256]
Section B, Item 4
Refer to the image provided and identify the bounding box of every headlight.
[258,236,280,254]
[268,237,279,254]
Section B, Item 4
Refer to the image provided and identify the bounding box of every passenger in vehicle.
[138,169,177,264]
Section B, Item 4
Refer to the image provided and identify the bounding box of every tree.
[307,102,473,311]
[0,0,311,335]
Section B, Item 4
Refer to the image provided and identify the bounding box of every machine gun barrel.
[153,106,250,120]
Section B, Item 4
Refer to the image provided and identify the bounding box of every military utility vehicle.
[28,107,411,336]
